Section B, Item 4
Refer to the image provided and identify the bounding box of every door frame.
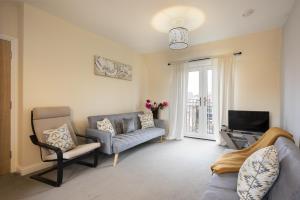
[0,34,18,173]
[185,59,218,140]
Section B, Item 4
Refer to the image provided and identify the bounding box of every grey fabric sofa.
[201,136,300,200]
[86,112,166,166]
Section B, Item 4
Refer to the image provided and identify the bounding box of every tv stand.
[220,127,262,149]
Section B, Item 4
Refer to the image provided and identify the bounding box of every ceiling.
[21,0,295,53]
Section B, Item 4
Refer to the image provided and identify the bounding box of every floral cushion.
[138,112,154,129]
[43,124,76,154]
[97,118,115,136]
[237,145,279,200]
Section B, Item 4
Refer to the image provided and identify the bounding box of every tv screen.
[228,110,269,132]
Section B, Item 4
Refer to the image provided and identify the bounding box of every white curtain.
[168,62,188,140]
[216,55,236,145]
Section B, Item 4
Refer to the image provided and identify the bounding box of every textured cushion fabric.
[122,118,136,133]
[46,143,100,160]
[237,146,279,200]
[88,112,143,134]
[112,128,165,153]
[97,118,115,136]
[138,112,154,129]
[267,137,300,200]
[201,187,239,200]
[43,124,76,153]
[209,173,238,190]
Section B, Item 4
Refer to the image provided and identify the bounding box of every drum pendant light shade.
[169,27,189,50]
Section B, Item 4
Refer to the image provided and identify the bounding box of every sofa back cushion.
[88,112,143,135]
[267,137,300,200]
[122,118,137,133]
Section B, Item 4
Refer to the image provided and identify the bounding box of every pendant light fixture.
[152,6,205,50]
[169,27,189,50]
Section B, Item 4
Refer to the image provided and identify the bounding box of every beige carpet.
[0,138,224,200]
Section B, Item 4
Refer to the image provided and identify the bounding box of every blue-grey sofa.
[201,136,300,200]
[86,112,166,166]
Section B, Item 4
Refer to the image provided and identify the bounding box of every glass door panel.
[185,65,218,140]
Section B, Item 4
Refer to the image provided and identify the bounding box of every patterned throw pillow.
[138,112,154,129]
[97,118,115,136]
[43,124,76,153]
[237,145,279,200]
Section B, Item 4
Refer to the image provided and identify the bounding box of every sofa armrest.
[154,119,167,129]
[76,133,100,143]
[86,128,113,154]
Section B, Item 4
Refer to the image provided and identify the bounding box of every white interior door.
[185,61,218,140]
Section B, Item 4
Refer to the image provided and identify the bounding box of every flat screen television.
[228,110,269,133]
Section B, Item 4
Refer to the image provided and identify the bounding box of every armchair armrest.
[154,119,167,129]
[86,128,113,154]
[29,135,63,160]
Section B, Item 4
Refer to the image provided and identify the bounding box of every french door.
[185,61,218,140]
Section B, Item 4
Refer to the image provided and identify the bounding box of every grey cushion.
[267,137,300,200]
[112,128,165,153]
[88,112,143,135]
[122,118,136,133]
[201,187,239,200]
[201,137,300,200]
[209,173,238,190]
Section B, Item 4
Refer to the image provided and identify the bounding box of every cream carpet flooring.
[0,138,224,200]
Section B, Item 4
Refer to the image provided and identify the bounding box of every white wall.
[143,29,282,129]
[0,2,287,174]
[282,0,300,146]
[4,3,147,174]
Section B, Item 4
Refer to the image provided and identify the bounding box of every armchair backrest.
[31,106,78,160]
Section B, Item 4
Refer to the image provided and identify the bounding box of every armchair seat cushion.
[46,142,100,160]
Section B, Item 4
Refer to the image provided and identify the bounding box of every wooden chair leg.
[160,136,163,143]
[113,153,119,167]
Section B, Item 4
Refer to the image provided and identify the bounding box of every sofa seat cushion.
[46,143,100,160]
[209,173,238,190]
[112,128,165,153]
[201,187,239,200]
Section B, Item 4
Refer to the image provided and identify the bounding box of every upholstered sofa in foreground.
[201,136,300,200]
[86,112,166,166]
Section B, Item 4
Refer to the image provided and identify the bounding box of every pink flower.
[145,102,152,109]
[146,99,151,103]
[162,101,168,107]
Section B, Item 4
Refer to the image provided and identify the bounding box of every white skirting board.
[17,162,54,176]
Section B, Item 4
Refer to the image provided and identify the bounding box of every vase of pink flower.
[145,99,168,119]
